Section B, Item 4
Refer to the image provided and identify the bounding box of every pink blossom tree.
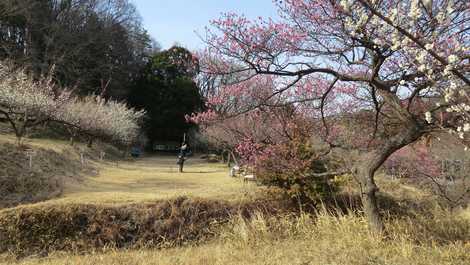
[194,0,470,231]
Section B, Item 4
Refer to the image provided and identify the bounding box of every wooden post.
[25,149,36,169]
[227,152,232,168]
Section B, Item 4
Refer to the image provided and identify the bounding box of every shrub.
[254,138,341,205]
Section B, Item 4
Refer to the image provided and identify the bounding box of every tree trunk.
[355,122,424,232]
[15,133,23,147]
[15,123,27,147]
[227,152,232,168]
[68,128,76,146]
[222,150,227,163]
[359,165,384,232]
[230,151,239,166]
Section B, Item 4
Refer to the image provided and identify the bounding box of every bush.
[255,138,341,205]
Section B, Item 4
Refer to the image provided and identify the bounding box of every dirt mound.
[0,197,289,257]
[0,143,87,208]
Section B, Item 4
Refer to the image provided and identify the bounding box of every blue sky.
[132,0,278,51]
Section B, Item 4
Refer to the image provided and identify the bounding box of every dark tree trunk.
[227,152,232,167]
[356,122,424,232]
[358,161,385,232]
[87,138,93,148]
[68,129,76,146]
[222,150,228,163]
[14,118,27,147]
[230,151,239,166]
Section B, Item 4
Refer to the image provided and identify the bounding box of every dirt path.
[46,155,257,205]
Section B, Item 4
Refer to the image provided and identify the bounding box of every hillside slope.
[0,140,91,208]
[0,131,118,208]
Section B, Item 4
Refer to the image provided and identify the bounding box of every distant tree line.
[0,0,157,99]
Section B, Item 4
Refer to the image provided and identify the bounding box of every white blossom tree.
[55,96,145,146]
[0,62,72,144]
[0,61,145,146]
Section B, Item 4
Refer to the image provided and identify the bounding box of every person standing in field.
[177,142,189,172]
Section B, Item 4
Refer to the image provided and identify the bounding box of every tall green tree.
[129,46,203,147]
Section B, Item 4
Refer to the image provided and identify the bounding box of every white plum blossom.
[418,65,427,72]
[0,61,145,145]
[55,96,145,145]
[390,8,398,22]
[425,112,433,124]
[334,1,468,144]
[416,51,427,63]
[408,0,422,19]
[448,55,459,65]
[424,43,434,50]
[446,3,455,15]
[464,123,470,132]
[459,132,465,139]
[0,62,72,142]
[443,65,453,76]
[449,82,458,91]
[340,0,351,12]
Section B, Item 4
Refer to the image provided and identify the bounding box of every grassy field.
[43,155,259,205]
[1,134,469,265]
[0,134,259,206]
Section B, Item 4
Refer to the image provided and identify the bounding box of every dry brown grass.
[0,133,259,207]
[0,139,87,208]
[0,197,274,257]
[46,155,259,206]
[0,134,73,153]
[1,134,469,265]
[3,207,469,265]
